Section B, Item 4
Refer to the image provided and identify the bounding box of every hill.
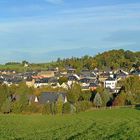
[0,49,140,72]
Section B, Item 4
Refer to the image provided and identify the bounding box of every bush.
[56,95,63,114]
[94,93,102,107]
[113,92,127,106]
[42,103,51,115]
[50,103,56,115]
[12,102,23,113]
[1,99,11,114]
[12,94,29,113]
[76,101,92,112]
[58,77,68,85]
[63,102,71,114]
[26,103,42,113]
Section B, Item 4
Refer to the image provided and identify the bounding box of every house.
[36,92,67,104]
[81,86,90,91]
[10,94,36,105]
[37,71,55,78]
[67,75,79,86]
[79,77,95,87]
[104,77,117,89]
[115,69,129,80]
[67,67,76,74]
[80,69,91,78]
[130,70,140,77]
[34,78,49,88]
[26,77,35,87]
[60,83,69,89]
[48,77,58,86]
[99,71,110,82]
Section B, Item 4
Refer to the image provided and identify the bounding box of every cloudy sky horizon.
[0,0,140,64]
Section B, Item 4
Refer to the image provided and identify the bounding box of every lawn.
[0,108,140,140]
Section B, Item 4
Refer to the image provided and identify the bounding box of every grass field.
[0,108,140,140]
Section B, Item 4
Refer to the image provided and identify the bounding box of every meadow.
[0,108,140,140]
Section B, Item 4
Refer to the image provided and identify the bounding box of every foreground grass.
[0,108,140,140]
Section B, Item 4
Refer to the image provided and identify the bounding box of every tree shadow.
[135,104,140,110]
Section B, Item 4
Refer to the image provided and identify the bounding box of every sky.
[0,0,140,63]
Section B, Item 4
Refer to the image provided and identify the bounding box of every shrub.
[12,102,23,113]
[94,93,102,107]
[1,99,11,114]
[63,102,71,114]
[67,83,82,103]
[26,103,42,113]
[113,92,127,106]
[56,95,64,114]
[50,103,56,115]
[76,101,92,112]
[58,77,68,85]
[0,85,10,109]
[12,94,29,113]
[42,103,51,115]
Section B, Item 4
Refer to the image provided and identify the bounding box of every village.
[0,64,139,106]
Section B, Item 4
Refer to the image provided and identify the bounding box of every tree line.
[0,75,140,114]
[0,49,140,72]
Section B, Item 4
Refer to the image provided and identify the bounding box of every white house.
[104,77,117,89]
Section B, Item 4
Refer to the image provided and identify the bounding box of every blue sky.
[0,0,140,63]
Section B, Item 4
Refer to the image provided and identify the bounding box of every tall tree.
[94,93,102,108]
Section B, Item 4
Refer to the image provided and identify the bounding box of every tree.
[80,90,92,101]
[1,98,11,114]
[100,89,112,107]
[56,95,63,114]
[19,94,29,111]
[42,103,51,115]
[12,94,29,113]
[76,101,92,112]
[119,76,140,104]
[58,77,68,85]
[16,82,33,95]
[50,103,56,115]
[67,83,82,103]
[26,103,42,113]
[9,85,17,95]
[22,60,29,66]
[63,102,71,114]
[12,102,23,113]
[94,93,102,107]
[0,85,9,109]
[113,92,127,106]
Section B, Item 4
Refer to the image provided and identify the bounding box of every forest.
[0,49,140,72]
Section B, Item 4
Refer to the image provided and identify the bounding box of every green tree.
[76,101,92,112]
[63,102,71,114]
[67,83,82,103]
[16,82,33,95]
[94,93,102,107]
[1,98,11,114]
[12,102,23,113]
[58,77,68,85]
[119,76,140,104]
[42,103,51,115]
[113,92,127,106]
[56,95,63,114]
[26,103,42,113]
[12,94,29,113]
[50,103,56,115]
[0,85,9,109]
[100,89,112,107]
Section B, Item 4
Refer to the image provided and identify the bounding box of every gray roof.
[38,92,66,104]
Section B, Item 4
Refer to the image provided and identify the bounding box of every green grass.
[0,108,140,140]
